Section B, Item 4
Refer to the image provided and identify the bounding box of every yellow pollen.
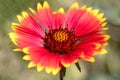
[53,31,68,42]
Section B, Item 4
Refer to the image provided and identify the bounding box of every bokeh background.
[0,0,120,80]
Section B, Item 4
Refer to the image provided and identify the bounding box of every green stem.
[60,69,63,80]
[60,76,63,80]
[60,67,66,80]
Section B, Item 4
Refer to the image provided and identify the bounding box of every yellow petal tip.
[22,11,28,18]
[86,7,92,12]
[71,2,79,9]
[100,49,108,54]
[23,47,29,54]
[37,65,44,72]
[62,62,70,67]
[43,1,50,8]
[104,35,111,40]
[52,68,60,75]
[23,55,31,60]
[81,5,87,9]
[28,62,36,68]
[13,48,21,51]
[45,67,52,74]
[91,9,99,16]
[58,8,64,14]
[29,8,36,14]
[17,15,23,22]
[37,2,42,10]
[87,57,95,62]
[97,13,104,19]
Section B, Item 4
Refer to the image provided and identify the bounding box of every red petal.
[75,11,102,36]
[20,14,44,37]
[77,33,110,57]
[60,49,82,67]
[9,32,43,49]
[23,46,62,74]
[53,12,65,29]
[34,8,54,30]
[65,8,85,30]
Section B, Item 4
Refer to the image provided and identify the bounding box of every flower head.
[9,1,110,75]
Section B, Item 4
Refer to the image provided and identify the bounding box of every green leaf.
[75,62,81,72]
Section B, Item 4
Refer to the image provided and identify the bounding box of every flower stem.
[60,67,66,80]
[60,77,63,80]
[60,70,63,80]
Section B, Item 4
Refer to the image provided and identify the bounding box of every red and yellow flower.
[9,1,110,75]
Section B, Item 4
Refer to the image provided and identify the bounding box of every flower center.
[44,28,76,54]
[53,30,68,42]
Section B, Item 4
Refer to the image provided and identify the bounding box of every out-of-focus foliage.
[0,0,120,80]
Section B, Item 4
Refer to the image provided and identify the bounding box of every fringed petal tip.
[37,2,42,10]
[28,62,36,68]
[82,57,95,62]
[58,8,65,14]
[61,59,78,68]
[37,1,50,10]
[80,54,95,62]
[94,48,108,55]
[16,15,23,22]
[16,11,29,22]
[9,32,18,45]
[22,47,30,54]
[99,49,108,54]
[103,34,111,41]
[21,11,29,18]
[61,62,70,68]
[29,8,36,14]
[43,1,50,8]
[11,23,20,31]
[86,57,95,62]
[80,5,106,23]
[23,55,31,60]
[52,68,61,75]
[37,65,61,75]
[13,48,21,52]
[37,64,44,72]
[70,2,79,9]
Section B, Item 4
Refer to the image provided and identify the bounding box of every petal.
[74,7,106,37]
[29,8,36,14]
[28,61,36,68]
[93,48,108,55]
[9,32,43,49]
[70,2,79,9]
[33,2,54,30]
[18,13,45,37]
[37,2,42,10]
[65,6,81,30]
[23,46,62,75]
[43,1,50,9]
[77,33,110,61]
[37,64,44,72]
[60,49,82,67]
[11,24,43,38]
[80,33,110,45]
[23,55,31,60]
[80,53,95,62]
[53,8,65,29]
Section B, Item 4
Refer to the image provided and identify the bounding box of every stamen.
[53,30,68,42]
[44,28,76,54]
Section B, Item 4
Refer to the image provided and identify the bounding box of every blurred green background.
[0,0,120,80]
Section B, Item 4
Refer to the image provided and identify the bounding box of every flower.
[9,1,110,75]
